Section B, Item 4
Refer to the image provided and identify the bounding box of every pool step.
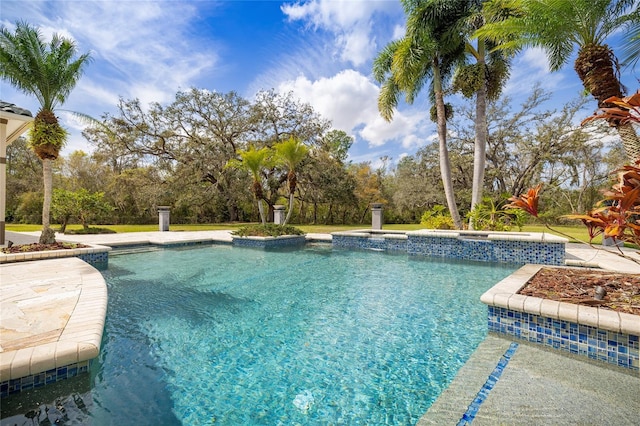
[109,245,162,256]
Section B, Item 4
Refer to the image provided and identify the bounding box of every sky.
[0,0,638,167]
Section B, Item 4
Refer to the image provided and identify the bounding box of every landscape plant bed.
[519,267,640,315]
[1,242,90,254]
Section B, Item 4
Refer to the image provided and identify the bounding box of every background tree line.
[5,86,625,229]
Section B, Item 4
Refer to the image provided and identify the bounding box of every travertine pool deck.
[0,257,107,385]
[1,230,639,424]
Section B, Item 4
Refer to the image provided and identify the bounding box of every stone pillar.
[371,203,383,230]
[273,205,286,225]
[158,206,170,232]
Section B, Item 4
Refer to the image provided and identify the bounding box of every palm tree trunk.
[39,158,56,244]
[470,44,488,230]
[283,193,294,226]
[433,63,462,229]
[617,123,640,164]
[257,199,266,225]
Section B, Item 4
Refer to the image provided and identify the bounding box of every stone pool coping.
[0,244,111,264]
[0,258,107,387]
[480,264,640,336]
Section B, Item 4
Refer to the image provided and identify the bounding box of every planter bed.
[481,264,640,372]
[231,235,307,249]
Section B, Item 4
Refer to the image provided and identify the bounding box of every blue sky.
[1,0,637,166]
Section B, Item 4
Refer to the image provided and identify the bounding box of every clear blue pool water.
[1,244,517,425]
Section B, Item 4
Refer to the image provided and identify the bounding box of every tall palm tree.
[453,2,512,228]
[0,21,91,243]
[226,145,272,225]
[476,0,640,163]
[273,136,309,226]
[374,0,470,229]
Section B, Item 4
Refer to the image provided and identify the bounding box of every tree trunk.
[283,193,294,226]
[313,202,317,224]
[257,199,266,225]
[433,62,462,229]
[617,123,640,164]
[39,158,56,244]
[470,44,488,230]
[227,202,238,222]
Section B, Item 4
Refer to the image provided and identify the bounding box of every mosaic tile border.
[331,233,408,252]
[458,342,519,425]
[231,235,307,249]
[332,230,566,265]
[0,360,90,398]
[77,251,109,268]
[488,306,639,371]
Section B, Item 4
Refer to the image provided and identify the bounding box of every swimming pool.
[1,244,517,424]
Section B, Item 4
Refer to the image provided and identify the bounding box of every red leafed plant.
[507,164,640,265]
[504,183,542,218]
[581,91,640,126]
[564,163,640,248]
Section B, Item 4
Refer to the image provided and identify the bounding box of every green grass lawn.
[7,222,603,245]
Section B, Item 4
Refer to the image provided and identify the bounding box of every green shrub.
[232,223,305,237]
[420,205,454,229]
[65,227,116,235]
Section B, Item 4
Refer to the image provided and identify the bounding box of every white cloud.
[281,0,401,67]
[1,1,222,155]
[277,69,428,150]
[3,1,218,110]
[392,24,405,41]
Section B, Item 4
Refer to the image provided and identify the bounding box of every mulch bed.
[519,267,640,315]
[1,242,90,254]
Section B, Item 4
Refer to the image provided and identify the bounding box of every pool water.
[1,244,517,425]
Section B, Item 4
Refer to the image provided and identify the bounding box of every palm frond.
[378,78,400,122]
[273,136,309,171]
[0,21,91,112]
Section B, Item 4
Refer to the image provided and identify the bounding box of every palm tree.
[453,2,512,228]
[0,21,91,243]
[273,136,309,226]
[374,0,470,229]
[226,145,272,225]
[476,0,640,163]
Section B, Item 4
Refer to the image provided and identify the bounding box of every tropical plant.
[273,136,309,226]
[466,196,524,231]
[564,163,640,248]
[374,0,471,229]
[0,21,92,243]
[505,183,543,218]
[582,91,640,126]
[232,223,305,237]
[226,145,273,225]
[506,172,640,264]
[420,204,455,229]
[476,0,640,163]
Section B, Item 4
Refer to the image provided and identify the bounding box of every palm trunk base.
[39,227,56,244]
